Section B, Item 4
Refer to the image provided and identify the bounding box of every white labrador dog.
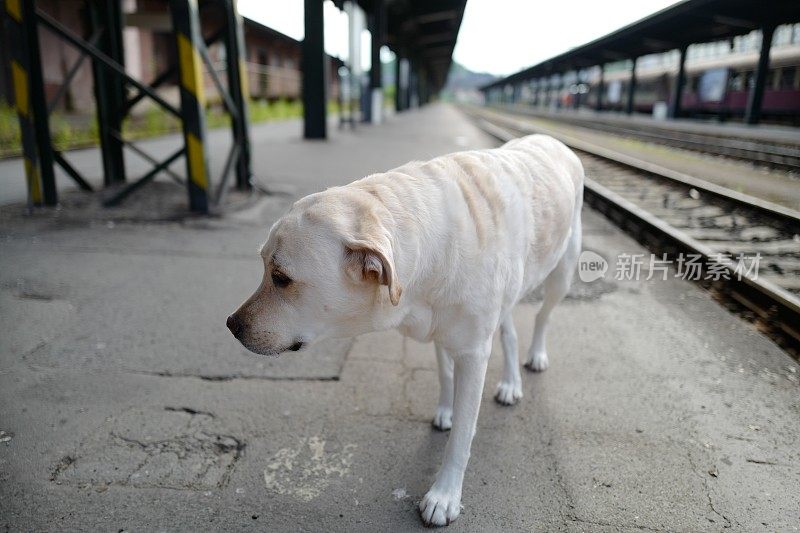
[227,134,583,526]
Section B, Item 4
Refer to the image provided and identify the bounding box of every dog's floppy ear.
[344,238,402,306]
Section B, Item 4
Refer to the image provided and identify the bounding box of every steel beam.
[36,8,182,117]
[368,0,385,123]
[88,0,126,186]
[221,0,252,189]
[626,57,637,115]
[595,66,604,111]
[407,61,416,108]
[5,0,42,206]
[669,44,687,119]
[122,27,224,115]
[46,28,101,115]
[104,147,185,207]
[394,54,403,112]
[8,0,57,206]
[302,0,326,139]
[170,0,211,212]
[745,25,775,125]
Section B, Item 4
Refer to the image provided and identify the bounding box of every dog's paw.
[494,381,523,405]
[524,352,549,372]
[432,406,453,431]
[419,487,461,526]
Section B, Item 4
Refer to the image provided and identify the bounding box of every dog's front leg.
[420,340,490,526]
[432,343,454,431]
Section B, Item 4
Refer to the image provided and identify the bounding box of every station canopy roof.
[335,0,467,92]
[481,0,800,91]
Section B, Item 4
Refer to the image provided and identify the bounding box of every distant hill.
[444,62,497,92]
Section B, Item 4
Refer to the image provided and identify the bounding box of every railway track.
[462,105,800,354]
[492,105,800,173]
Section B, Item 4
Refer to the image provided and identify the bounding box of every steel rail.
[492,105,800,172]
[465,107,800,354]
[468,106,800,226]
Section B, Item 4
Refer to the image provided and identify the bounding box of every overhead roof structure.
[336,0,467,93]
[481,0,800,91]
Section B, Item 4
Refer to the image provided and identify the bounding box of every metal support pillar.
[595,66,604,111]
[170,0,211,213]
[7,0,57,206]
[573,71,581,109]
[7,0,247,213]
[368,0,384,123]
[221,0,251,189]
[409,65,418,108]
[394,54,403,112]
[302,0,326,138]
[626,57,637,115]
[541,81,547,107]
[404,60,412,109]
[88,0,126,186]
[536,80,543,107]
[669,45,687,119]
[745,25,775,125]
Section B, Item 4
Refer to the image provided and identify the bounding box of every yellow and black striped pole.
[170,0,211,213]
[5,0,57,206]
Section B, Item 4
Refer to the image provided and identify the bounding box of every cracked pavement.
[1,105,799,531]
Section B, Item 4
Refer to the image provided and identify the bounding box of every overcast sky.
[238,0,683,76]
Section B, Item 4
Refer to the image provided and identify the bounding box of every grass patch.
[0,98,318,158]
[0,100,22,157]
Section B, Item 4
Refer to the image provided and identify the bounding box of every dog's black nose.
[226,314,244,338]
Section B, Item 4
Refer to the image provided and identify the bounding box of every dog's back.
[369,134,583,305]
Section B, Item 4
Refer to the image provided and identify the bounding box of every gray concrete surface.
[1,104,799,532]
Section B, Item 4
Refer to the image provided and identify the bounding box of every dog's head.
[227,187,402,355]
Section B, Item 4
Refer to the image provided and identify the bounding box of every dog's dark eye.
[271,271,291,288]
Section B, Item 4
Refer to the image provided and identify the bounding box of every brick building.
[0,1,342,113]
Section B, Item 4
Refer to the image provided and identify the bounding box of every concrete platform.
[1,104,798,532]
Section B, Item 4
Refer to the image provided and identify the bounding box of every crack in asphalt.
[164,406,216,418]
[130,370,341,382]
[686,449,733,529]
[565,515,674,532]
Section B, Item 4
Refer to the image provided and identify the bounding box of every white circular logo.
[578,250,608,283]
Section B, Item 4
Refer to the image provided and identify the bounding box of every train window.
[771,69,781,90]
[778,67,796,89]
[698,68,728,102]
[729,71,743,91]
